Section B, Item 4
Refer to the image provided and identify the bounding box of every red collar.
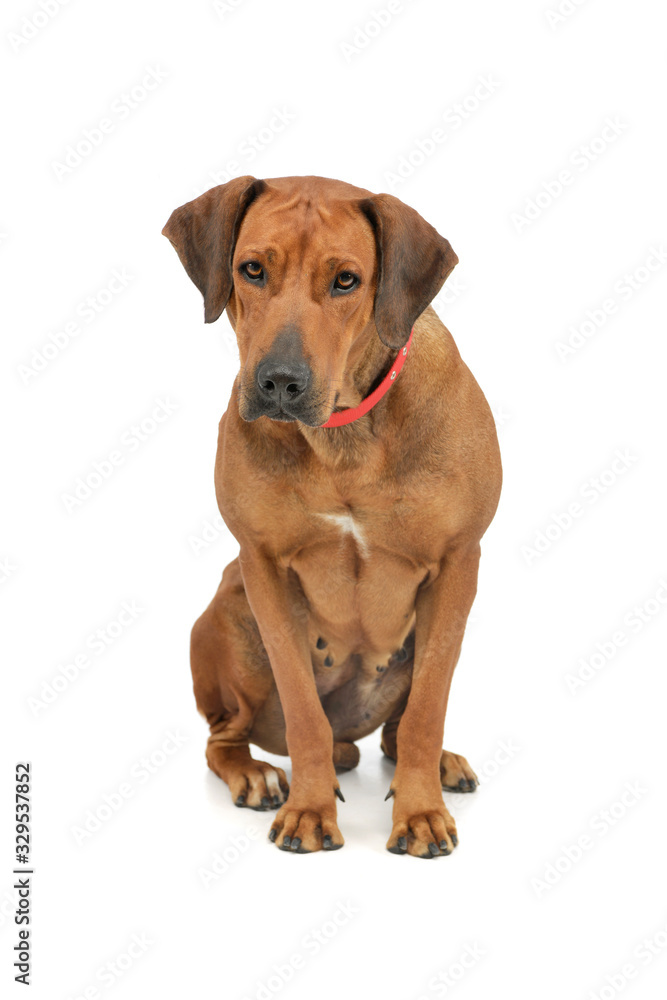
[320,328,414,428]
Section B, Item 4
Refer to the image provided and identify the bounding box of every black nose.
[256,360,310,401]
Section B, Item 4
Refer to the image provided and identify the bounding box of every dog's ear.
[359,193,458,349]
[162,176,265,323]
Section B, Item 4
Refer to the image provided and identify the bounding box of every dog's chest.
[317,511,370,557]
[281,495,430,663]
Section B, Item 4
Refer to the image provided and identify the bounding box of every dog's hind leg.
[381,694,478,793]
[380,701,406,761]
[191,558,290,811]
[332,741,360,771]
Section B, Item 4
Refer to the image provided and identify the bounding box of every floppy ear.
[162,176,265,323]
[359,193,458,349]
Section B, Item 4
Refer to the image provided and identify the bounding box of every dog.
[163,175,502,857]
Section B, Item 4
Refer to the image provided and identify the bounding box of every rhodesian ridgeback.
[163,175,501,857]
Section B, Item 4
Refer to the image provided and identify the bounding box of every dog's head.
[163,175,457,426]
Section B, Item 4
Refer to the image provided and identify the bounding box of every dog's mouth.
[265,405,327,427]
[239,393,328,428]
[266,407,297,423]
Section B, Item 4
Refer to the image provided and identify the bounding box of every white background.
[2,0,666,998]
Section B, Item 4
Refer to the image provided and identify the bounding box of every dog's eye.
[333,271,359,293]
[242,261,264,281]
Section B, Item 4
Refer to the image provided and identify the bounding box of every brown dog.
[163,175,501,857]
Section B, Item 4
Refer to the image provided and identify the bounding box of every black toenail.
[451,834,458,847]
[235,795,246,806]
[272,795,281,806]
[261,796,270,807]
[323,835,333,849]
[334,786,345,802]
[268,829,277,842]
[290,837,301,851]
[316,637,327,649]
[282,836,291,848]
[428,842,439,856]
[387,834,407,855]
[440,840,451,855]
[458,778,467,790]
[324,655,333,666]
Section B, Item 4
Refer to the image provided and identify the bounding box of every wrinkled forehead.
[235,186,377,267]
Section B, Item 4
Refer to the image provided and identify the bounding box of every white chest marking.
[319,513,369,558]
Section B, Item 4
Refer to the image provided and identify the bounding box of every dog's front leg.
[386,543,481,858]
[240,549,344,853]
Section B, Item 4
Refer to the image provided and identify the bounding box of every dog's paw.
[269,800,344,853]
[440,750,478,792]
[386,804,458,858]
[228,761,290,811]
